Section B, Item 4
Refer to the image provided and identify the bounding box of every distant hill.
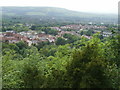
[2,7,118,24]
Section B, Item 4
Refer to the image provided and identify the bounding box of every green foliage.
[55,37,66,45]
[16,41,28,50]
[46,29,58,36]
[39,45,57,57]
[19,47,45,88]
[66,37,112,88]
[2,50,23,88]
[2,33,119,88]
[30,26,58,35]
[35,41,50,50]
[63,33,80,43]
[80,30,94,36]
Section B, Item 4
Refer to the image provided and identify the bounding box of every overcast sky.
[0,0,119,14]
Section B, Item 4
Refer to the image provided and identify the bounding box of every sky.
[0,0,119,14]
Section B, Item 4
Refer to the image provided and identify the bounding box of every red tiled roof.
[2,37,19,41]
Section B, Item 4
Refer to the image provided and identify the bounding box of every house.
[81,35,92,39]
[2,37,20,43]
[102,32,112,37]
[47,37,56,43]
[51,27,61,31]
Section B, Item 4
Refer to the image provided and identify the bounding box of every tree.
[63,33,80,43]
[35,41,50,50]
[80,31,84,35]
[20,46,45,88]
[55,37,66,45]
[16,41,28,50]
[104,34,120,88]
[2,50,22,88]
[66,37,112,88]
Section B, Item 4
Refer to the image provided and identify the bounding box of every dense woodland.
[2,33,120,88]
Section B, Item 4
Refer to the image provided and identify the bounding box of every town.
[1,23,115,46]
